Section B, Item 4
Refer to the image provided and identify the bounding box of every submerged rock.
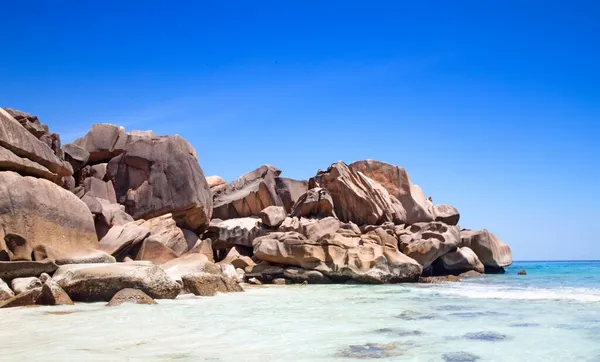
[337,342,407,359]
[463,332,509,342]
[106,288,157,306]
[442,351,482,362]
[418,275,460,283]
[395,310,439,320]
[518,269,527,275]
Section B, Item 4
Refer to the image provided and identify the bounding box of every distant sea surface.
[1,261,599,361]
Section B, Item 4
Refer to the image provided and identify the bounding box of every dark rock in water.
[395,310,438,320]
[509,323,540,328]
[484,265,506,274]
[517,269,527,275]
[337,343,406,359]
[443,351,482,362]
[374,327,425,337]
[463,332,509,341]
[418,275,460,283]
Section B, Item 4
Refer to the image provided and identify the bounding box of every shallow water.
[1,261,599,361]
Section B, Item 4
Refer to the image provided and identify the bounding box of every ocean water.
[1,261,599,361]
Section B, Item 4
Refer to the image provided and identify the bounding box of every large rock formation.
[348,160,434,224]
[207,217,264,249]
[52,262,181,301]
[460,229,512,269]
[73,124,128,163]
[212,165,284,220]
[434,204,460,226]
[396,222,460,268]
[107,135,212,232]
[440,247,485,274]
[275,177,309,213]
[292,188,336,218]
[0,172,98,260]
[253,219,422,283]
[309,162,406,225]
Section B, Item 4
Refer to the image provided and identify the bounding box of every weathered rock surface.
[73,124,128,163]
[94,199,134,240]
[38,279,74,305]
[52,263,181,301]
[206,175,226,189]
[99,223,150,259]
[275,177,309,213]
[184,238,215,262]
[0,260,59,281]
[83,177,117,203]
[3,233,32,261]
[3,108,47,139]
[0,108,72,177]
[220,246,255,270]
[309,161,406,226]
[0,278,14,300]
[107,135,212,232]
[0,145,60,182]
[207,217,264,249]
[160,253,220,283]
[441,247,485,274]
[11,277,42,295]
[0,172,98,260]
[0,287,41,308]
[62,143,89,172]
[434,204,460,226]
[396,222,460,267]
[32,245,115,265]
[181,274,243,296]
[135,214,189,256]
[254,224,422,283]
[260,206,287,228]
[348,160,434,224]
[133,239,178,264]
[212,165,283,220]
[292,188,336,218]
[106,288,157,306]
[460,229,512,268]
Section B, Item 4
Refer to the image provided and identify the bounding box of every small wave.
[419,285,600,303]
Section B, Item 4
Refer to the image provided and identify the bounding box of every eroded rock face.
[253,226,422,283]
[212,165,283,220]
[260,206,287,228]
[32,245,115,265]
[292,188,336,218]
[107,135,212,233]
[441,247,485,274]
[181,274,243,296]
[310,162,406,226]
[135,214,189,256]
[0,260,59,281]
[83,178,117,203]
[0,145,60,183]
[52,263,181,301]
[133,239,178,264]
[106,288,157,306]
[38,279,74,306]
[94,199,134,240]
[207,217,264,249]
[460,229,512,268]
[275,177,309,213]
[73,124,128,163]
[99,223,150,259]
[396,222,460,267]
[0,278,14,300]
[434,204,460,226]
[11,277,42,295]
[0,288,41,308]
[160,253,220,283]
[0,108,72,177]
[348,160,434,224]
[62,143,90,173]
[0,172,98,260]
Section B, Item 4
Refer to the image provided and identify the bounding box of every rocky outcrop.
[72,124,128,163]
[107,135,212,233]
[83,177,117,203]
[283,267,332,284]
[396,222,460,267]
[212,165,283,220]
[181,274,243,296]
[207,217,264,249]
[99,223,150,259]
[133,239,178,264]
[0,287,42,308]
[292,188,336,218]
[348,160,434,224]
[32,245,115,265]
[275,177,308,213]
[460,229,512,268]
[206,175,226,194]
[135,214,189,256]
[94,199,134,240]
[0,172,98,260]
[106,288,157,306]
[52,262,181,301]
[260,206,287,228]
[253,221,422,283]
[0,108,72,178]
[11,277,42,295]
[0,278,14,300]
[38,279,74,305]
[441,247,485,274]
[309,162,406,226]
[0,145,60,183]
[434,204,460,226]
[160,253,220,283]
[0,260,59,281]
[62,143,90,172]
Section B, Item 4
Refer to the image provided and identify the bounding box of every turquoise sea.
[1,261,599,361]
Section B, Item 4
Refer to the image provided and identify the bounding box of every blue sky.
[1,1,599,260]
